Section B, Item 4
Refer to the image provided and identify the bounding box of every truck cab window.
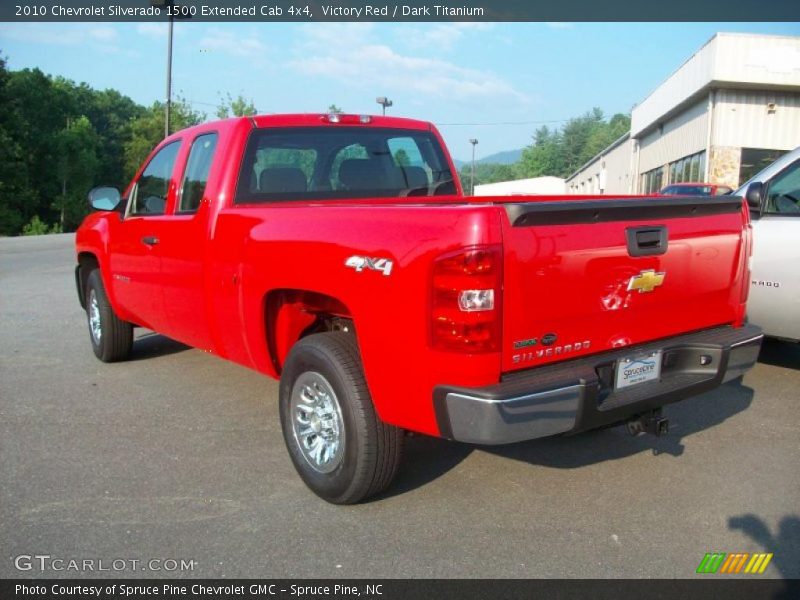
[235,127,454,203]
[129,141,181,216]
[765,160,800,214]
[179,133,218,213]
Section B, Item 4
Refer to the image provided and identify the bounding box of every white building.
[474,176,565,196]
[567,33,800,195]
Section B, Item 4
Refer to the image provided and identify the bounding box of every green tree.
[0,55,35,235]
[53,116,99,230]
[393,149,410,167]
[22,215,53,235]
[517,109,631,179]
[459,163,518,188]
[1,57,187,234]
[124,97,204,181]
[216,92,257,119]
[559,107,605,175]
[517,126,564,178]
[4,66,74,230]
[78,86,144,189]
[327,104,343,114]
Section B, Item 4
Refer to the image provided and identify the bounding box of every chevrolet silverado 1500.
[75,114,762,503]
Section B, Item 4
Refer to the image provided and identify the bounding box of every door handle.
[141,236,160,246]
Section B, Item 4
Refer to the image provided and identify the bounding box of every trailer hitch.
[626,409,669,437]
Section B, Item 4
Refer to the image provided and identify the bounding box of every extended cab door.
[108,140,181,333]
[154,131,219,350]
[749,156,800,340]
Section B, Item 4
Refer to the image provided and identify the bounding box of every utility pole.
[165,10,173,138]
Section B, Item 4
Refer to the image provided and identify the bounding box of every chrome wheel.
[290,371,345,474]
[88,289,102,344]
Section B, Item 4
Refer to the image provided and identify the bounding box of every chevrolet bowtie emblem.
[627,269,666,293]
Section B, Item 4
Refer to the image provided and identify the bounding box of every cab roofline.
[249,113,433,130]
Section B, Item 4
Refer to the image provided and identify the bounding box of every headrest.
[259,167,308,193]
[401,166,428,190]
[339,159,385,190]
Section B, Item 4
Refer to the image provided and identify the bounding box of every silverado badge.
[627,269,665,294]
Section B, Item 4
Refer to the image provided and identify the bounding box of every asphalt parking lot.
[1,233,798,580]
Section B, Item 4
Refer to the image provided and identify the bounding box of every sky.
[1,21,799,161]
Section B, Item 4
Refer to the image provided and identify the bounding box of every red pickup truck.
[75,113,762,503]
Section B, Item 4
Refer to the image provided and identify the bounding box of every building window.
[666,151,706,185]
[641,167,663,194]
[739,148,785,185]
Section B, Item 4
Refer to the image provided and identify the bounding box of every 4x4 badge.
[345,255,393,276]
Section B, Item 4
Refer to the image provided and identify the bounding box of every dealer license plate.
[615,350,662,390]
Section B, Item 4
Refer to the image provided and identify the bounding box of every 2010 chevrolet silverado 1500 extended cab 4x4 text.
[75,114,763,503]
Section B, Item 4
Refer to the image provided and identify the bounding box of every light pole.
[151,0,190,138]
[165,10,173,138]
[469,138,478,196]
[376,96,393,116]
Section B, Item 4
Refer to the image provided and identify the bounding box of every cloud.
[134,22,190,41]
[545,22,575,30]
[135,23,168,38]
[401,22,495,51]
[87,26,118,43]
[0,23,124,53]
[1,23,98,46]
[197,27,267,59]
[289,24,526,103]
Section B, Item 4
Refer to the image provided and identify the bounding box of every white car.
[736,147,800,342]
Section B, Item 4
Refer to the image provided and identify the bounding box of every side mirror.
[88,186,121,211]
[745,182,763,211]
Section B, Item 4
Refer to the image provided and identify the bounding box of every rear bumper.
[433,324,762,445]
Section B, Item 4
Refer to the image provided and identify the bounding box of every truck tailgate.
[497,196,748,373]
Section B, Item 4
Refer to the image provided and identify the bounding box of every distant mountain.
[478,149,523,165]
[452,148,524,169]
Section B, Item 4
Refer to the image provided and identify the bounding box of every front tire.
[279,332,403,504]
[85,269,133,362]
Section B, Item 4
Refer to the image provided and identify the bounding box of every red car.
[75,114,761,503]
[659,182,734,196]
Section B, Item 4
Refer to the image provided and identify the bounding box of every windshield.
[235,126,456,203]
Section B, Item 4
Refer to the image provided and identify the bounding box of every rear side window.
[235,126,455,203]
[179,133,218,213]
[130,141,181,216]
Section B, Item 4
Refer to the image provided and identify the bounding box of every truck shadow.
[129,331,190,361]
[728,513,800,594]
[382,381,754,500]
[758,338,800,370]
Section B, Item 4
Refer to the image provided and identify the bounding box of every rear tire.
[85,269,133,362]
[279,332,403,504]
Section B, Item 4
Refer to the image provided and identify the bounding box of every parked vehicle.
[735,146,800,342]
[659,182,734,196]
[75,114,762,503]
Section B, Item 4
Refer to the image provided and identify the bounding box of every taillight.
[431,245,502,352]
